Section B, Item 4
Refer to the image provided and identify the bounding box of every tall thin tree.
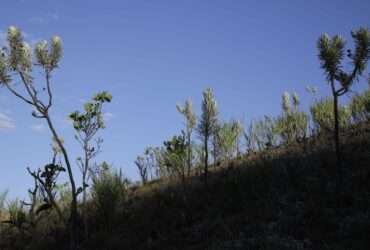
[176,99,197,177]
[0,26,79,249]
[317,27,370,191]
[69,91,112,240]
[197,88,218,185]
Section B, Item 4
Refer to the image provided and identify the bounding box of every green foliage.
[34,36,62,71]
[69,91,112,131]
[176,99,197,131]
[246,116,278,151]
[318,27,370,91]
[0,26,62,74]
[162,133,187,179]
[177,99,197,176]
[0,190,7,211]
[317,33,345,82]
[93,91,113,103]
[275,92,308,144]
[349,89,370,123]
[197,88,219,138]
[134,147,161,183]
[0,190,8,222]
[197,88,219,183]
[310,98,351,133]
[349,28,370,76]
[282,91,291,113]
[215,120,243,161]
[135,155,148,184]
[2,199,27,230]
[91,163,129,230]
[0,27,80,248]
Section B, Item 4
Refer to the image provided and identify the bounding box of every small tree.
[197,88,218,185]
[0,26,79,249]
[135,156,148,185]
[176,99,197,177]
[163,133,187,184]
[135,147,160,184]
[69,91,112,240]
[317,27,370,190]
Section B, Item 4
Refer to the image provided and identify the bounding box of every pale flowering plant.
[0,26,62,115]
[0,26,79,246]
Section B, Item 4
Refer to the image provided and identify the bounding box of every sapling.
[69,91,112,240]
[176,99,197,176]
[197,88,218,185]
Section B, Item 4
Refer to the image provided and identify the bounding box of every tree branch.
[4,83,34,105]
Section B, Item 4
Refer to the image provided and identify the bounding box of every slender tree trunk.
[82,143,89,241]
[187,132,192,177]
[204,134,208,185]
[333,94,343,193]
[45,114,78,250]
[212,136,217,166]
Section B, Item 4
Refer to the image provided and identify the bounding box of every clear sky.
[0,0,369,199]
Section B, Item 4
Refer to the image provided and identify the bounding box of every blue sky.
[0,0,369,199]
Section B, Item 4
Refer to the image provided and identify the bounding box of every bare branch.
[4,82,34,105]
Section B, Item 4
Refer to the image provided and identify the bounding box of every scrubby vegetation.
[0,26,370,250]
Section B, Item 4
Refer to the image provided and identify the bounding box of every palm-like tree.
[317,27,370,191]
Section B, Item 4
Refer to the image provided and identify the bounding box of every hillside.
[81,122,370,250]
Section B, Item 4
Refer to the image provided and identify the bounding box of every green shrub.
[91,163,129,230]
[247,116,278,151]
[275,92,309,144]
[0,190,7,214]
[276,111,309,144]
[310,98,351,133]
[349,89,370,123]
[2,199,27,231]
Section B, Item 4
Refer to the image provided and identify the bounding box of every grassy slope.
[1,123,369,250]
[85,122,370,250]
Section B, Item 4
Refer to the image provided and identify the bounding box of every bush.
[310,98,351,133]
[2,199,27,232]
[349,89,370,123]
[91,163,129,231]
[275,111,309,144]
[247,116,278,151]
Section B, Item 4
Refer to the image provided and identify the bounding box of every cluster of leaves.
[214,120,243,162]
[349,89,370,123]
[161,134,187,181]
[245,116,278,152]
[1,199,27,231]
[91,162,129,231]
[310,98,351,133]
[69,91,112,131]
[275,92,308,144]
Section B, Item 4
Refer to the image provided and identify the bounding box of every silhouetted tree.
[317,27,370,190]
